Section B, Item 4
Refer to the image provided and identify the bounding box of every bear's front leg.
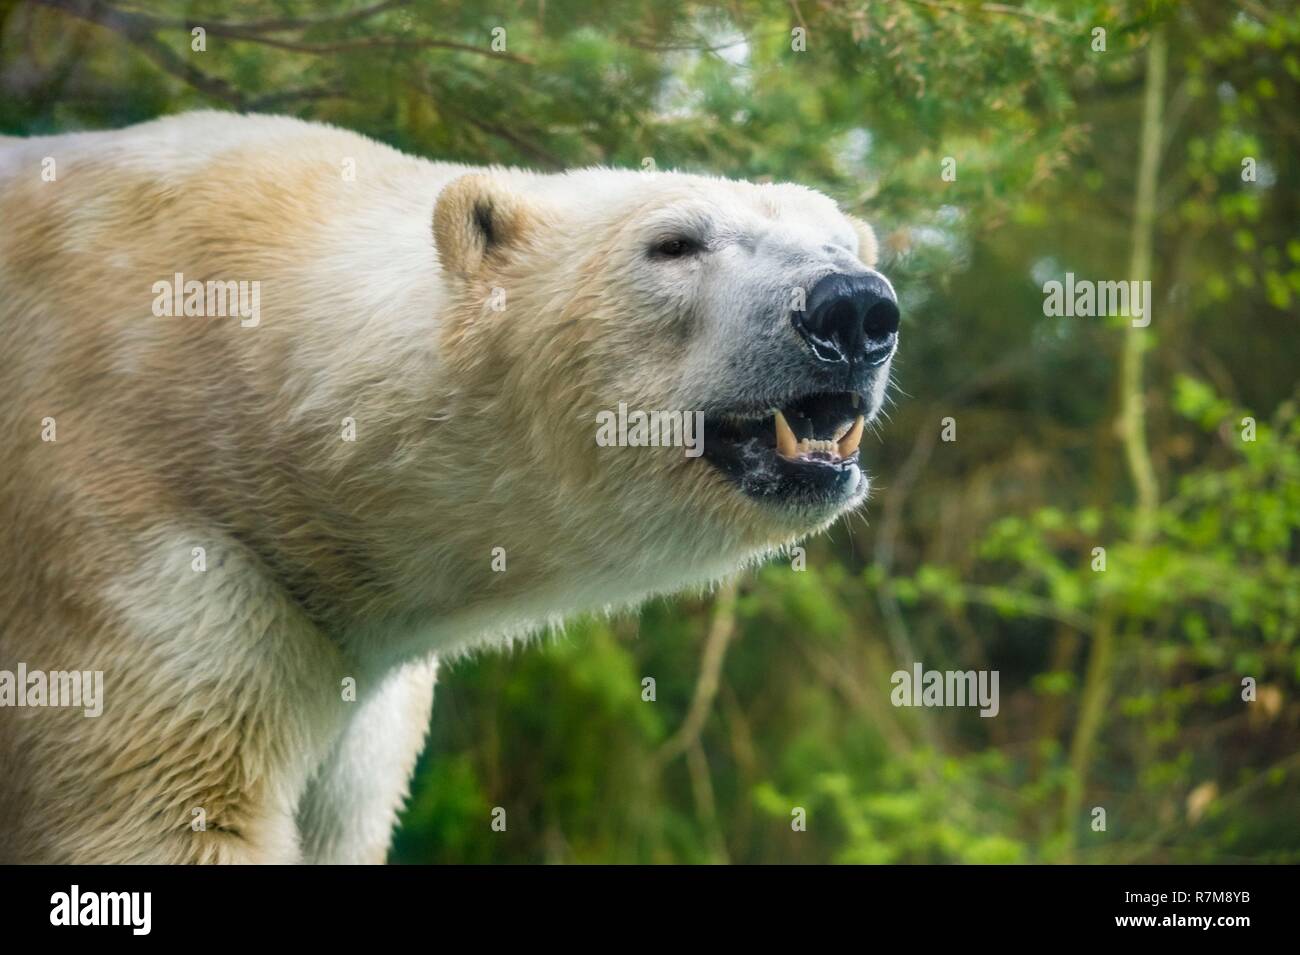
[0,528,351,863]
[296,657,439,864]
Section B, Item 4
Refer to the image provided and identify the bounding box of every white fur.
[0,112,891,862]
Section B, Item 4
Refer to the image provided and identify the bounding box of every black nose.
[795,272,900,366]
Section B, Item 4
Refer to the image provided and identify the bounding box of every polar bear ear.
[434,174,533,278]
[846,215,879,268]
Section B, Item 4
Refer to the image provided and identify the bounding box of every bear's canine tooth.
[774,410,798,459]
[838,415,865,458]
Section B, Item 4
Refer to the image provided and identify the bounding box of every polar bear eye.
[651,237,703,259]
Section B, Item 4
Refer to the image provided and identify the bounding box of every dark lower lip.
[697,388,875,509]
[701,430,864,508]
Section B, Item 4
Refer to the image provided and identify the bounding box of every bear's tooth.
[775,410,798,459]
[838,416,865,458]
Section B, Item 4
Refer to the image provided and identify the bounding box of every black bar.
[0,864,1283,942]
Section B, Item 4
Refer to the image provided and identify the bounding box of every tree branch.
[31,0,249,107]
[651,582,739,772]
[900,0,1071,29]
[27,0,534,118]
[1061,26,1168,861]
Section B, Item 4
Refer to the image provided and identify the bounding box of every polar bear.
[0,112,899,863]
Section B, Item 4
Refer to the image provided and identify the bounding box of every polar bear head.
[431,167,898,593]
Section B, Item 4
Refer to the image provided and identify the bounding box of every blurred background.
[2,0,1296,863]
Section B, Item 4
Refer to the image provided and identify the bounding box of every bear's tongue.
[773,392,865,462]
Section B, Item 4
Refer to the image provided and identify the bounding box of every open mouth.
[701,391,868,507]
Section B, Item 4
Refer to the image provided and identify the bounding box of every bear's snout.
[794,271,900,368]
